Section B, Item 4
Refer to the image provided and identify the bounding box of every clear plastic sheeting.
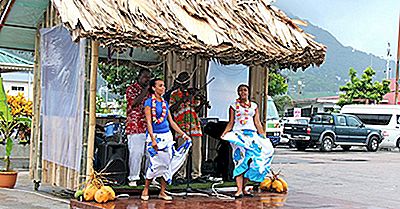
[40,25,85,171]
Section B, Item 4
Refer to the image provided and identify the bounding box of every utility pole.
[297,80,304,100]
[386,42,392,79]
[395,15,400,105]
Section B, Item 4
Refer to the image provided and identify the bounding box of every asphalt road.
[272,145,400,208]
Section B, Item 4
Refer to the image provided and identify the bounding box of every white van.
[265,96,281,146]
[340,105,400,148]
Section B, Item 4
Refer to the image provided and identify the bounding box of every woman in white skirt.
[221,84,274,198]
[141,78,192,201]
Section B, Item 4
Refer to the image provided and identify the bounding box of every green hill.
[283,20,396,99]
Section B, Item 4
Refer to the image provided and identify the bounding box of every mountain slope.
[283,20,395,99]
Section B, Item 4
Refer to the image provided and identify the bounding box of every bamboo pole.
[86,40,99,177]
[29,30,40,179]
[263,67,269,131]
[81,41,91,183]
[395,15,400,105]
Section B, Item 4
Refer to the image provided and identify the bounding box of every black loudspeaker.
[203,121,234,181]
[96,142,128,185]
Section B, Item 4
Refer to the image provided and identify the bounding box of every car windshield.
[267,99,279,120]
[310,115,333,124]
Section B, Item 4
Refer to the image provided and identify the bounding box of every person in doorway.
[125,68,151,187]
[141,78,192,201]
[221,84,274,198]
[169,72,207,183]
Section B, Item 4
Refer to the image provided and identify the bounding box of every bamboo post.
[86,40,99,177]
[29,30,41,179]
[80,40,91,183]
[263,67,269,131]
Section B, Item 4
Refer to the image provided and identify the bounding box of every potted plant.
[0,113,31,188]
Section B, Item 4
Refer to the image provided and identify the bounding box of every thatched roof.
[52,0,326,69]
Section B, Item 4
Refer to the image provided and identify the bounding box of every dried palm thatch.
[52,0,326,69]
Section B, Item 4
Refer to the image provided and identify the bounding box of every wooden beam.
[395,15,400,105]
[86,40,99,177]
[0,0,15,32]
[263,67,269,131]
[29,30,40,180]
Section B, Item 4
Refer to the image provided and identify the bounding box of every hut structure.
[4,0,326,190]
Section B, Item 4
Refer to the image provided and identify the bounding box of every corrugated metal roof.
[0,49,33,65]
[0,0,48,51]
[0,49,33,73]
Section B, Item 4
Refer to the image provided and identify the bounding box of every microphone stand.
[184,91,194,198]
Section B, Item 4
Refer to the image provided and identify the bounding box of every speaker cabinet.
[96,142,128,185]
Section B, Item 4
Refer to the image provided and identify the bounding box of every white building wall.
[2,72,33,101]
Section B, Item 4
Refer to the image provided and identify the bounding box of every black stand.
[184,148,193,198]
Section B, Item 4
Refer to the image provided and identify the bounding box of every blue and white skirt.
[145,131,192,184]
[223,129,274,182]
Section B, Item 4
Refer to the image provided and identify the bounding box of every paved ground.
[0,171,69,209]
[272,146,400,209]
[1,146,399,209]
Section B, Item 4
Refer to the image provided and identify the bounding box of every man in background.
[170,72,207,183]
[125,68,151,187]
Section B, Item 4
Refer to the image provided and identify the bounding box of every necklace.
[151,94,167,124]
[236,99,250,125]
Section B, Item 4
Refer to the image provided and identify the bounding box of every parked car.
[283,113,383,152]
[341,105,400,149]
[280,117,310,147]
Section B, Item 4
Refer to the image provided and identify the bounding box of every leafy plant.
[1,113,31,171]
[269,70,288,97]
[6,93,32,145]
[96,95,111,114]
[98,63,162,115]
[337,67,390,106]
[273,95,293,116]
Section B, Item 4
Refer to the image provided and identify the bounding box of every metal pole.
[86,40,99,177]
[395,15,400,105]
[386,42,391,79]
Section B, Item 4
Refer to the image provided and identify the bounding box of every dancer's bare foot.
[141,190,149,201]
[158,192,172,201]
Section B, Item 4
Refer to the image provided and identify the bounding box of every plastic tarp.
[40,25,85,171]
[207,60,249,120]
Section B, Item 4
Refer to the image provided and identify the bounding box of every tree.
[273,95,293,116]
[337,67,390,106]
[98,62,163,115]
[268,70,288,96]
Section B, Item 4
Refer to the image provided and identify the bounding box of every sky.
[274,0,400,59]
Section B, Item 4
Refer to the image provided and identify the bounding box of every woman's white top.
[230,101,258,131]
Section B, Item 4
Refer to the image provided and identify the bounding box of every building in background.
[2,72,33,100]
[0,49,34,100]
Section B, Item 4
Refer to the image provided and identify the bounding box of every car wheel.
[397,138,400,151]
[341,145,351,151]
[288,139,296,148]
[295,141,307,151]
[320,135,333,152]
[367,136,379,152]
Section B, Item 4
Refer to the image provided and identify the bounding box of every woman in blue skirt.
[141,78,192,201]
[221,84,274,198]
